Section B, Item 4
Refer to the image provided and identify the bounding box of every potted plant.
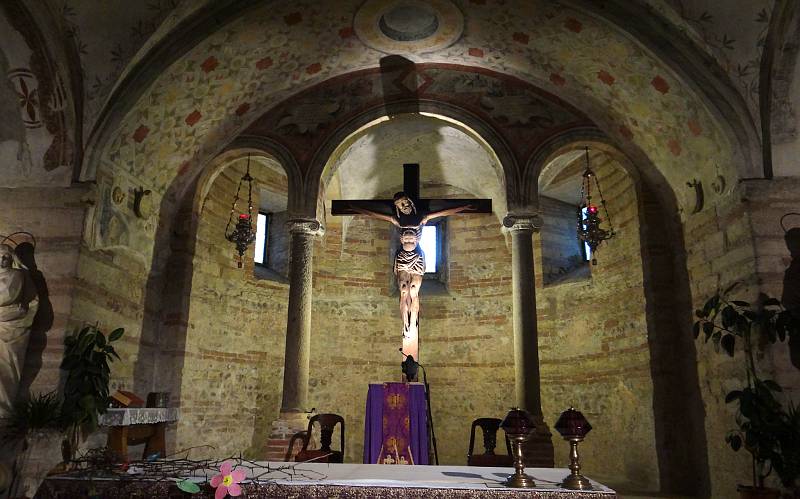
[1,392,64,498]
[694,286,800,498]
[59,325,124,461]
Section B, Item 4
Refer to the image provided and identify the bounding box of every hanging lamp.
[224,155,257,268]
[576,147,615,265]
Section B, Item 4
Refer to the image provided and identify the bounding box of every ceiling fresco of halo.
[90,0,742,242]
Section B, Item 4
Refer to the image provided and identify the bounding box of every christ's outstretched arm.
[348,205,400,226]
[421,204,474,225]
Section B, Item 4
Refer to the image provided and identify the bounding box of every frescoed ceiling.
[48,0,180,135]
[644,0,774,117]
[2,0,798,217]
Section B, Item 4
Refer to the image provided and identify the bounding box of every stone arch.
[76,0,761,188]
[564,0,761,179]
[529,132,711,497]
[77,1,752,234]
[763,0,800,177]
[302,100,521,219]
[132,138,299,401]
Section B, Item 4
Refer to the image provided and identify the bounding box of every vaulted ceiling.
[3,0,797,253]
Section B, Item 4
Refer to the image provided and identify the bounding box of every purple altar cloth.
[363,382,428,465]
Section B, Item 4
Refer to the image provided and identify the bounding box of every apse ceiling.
[538,149,615,206]
[326,113,507,217]
[7,0,787,264]
[1,0,772,194]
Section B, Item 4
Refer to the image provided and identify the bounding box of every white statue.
[0,244,38,418]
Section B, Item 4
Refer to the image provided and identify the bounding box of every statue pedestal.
[264,411,310,461]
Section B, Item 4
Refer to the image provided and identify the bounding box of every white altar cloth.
[97,407,179,426]
[38,461,617,498]
[249,462,615,494]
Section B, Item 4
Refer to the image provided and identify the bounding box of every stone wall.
[534,157,659,492]
[682,189,760,498]
[172,161,290,457]
[742,177,800,408]
[39,155,794,498]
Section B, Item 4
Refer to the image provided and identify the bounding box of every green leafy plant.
[60,325,124,430]
[694,286,800,490]
[1,392,62,442]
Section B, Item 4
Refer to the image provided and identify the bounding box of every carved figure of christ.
[331,164,492,376]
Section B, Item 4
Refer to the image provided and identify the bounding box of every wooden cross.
[331,164,492,371]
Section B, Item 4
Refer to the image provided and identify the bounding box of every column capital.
[286,218,325,237]
[503,213,543,233]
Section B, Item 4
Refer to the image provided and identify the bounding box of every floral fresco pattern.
[89,0,739,259]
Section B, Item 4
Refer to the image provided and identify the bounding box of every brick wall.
[310,183,516,465]
[742,178,800,408]
[534,157,659,491]
[42,159,797,498]
[172,162,290,457]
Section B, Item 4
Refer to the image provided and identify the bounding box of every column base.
[522,416,554,467]
[264,411,312,462]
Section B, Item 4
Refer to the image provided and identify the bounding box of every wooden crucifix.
[331,164,492,378]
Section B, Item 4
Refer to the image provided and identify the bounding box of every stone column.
[265,218,322,461]
[281,218,323,413]
[503,213,554,467]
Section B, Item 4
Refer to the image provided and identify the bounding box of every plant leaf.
[725,390,743,403]
[721,306,737,329]
[703,322,715,342]
[762,379,782,392]
[693,321,701,339]
[727,433,742,451]
[762,297,780,307]
[176,480,201,493]
[720,334,735,357]
[732,300,750,307]
[108,328,124,342]
[723,282,739,295]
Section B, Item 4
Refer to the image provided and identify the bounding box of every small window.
[421,220,446,282]
[580,206,592,262]
[420,225,438,273]
[254,212,270,266]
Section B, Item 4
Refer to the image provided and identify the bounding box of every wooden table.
[99,408,179,459]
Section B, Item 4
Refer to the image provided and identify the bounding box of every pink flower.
[210,461,246,499]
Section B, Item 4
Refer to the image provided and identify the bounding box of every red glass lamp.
[224,155,257,268]
[576,147,615,265]
[554,407,593,490]
[500,408,537,488]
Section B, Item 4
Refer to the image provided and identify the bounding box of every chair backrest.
[297,413,345,463]
[467,417,513,467]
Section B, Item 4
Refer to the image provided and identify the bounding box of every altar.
[363,381,429,464]
[36,462,618,498]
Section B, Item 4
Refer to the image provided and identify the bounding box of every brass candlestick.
[554,407,593,490]
[500,408,536,488]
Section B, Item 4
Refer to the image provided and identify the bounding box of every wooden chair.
[467,417,513,467]
[294,413,345,463]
